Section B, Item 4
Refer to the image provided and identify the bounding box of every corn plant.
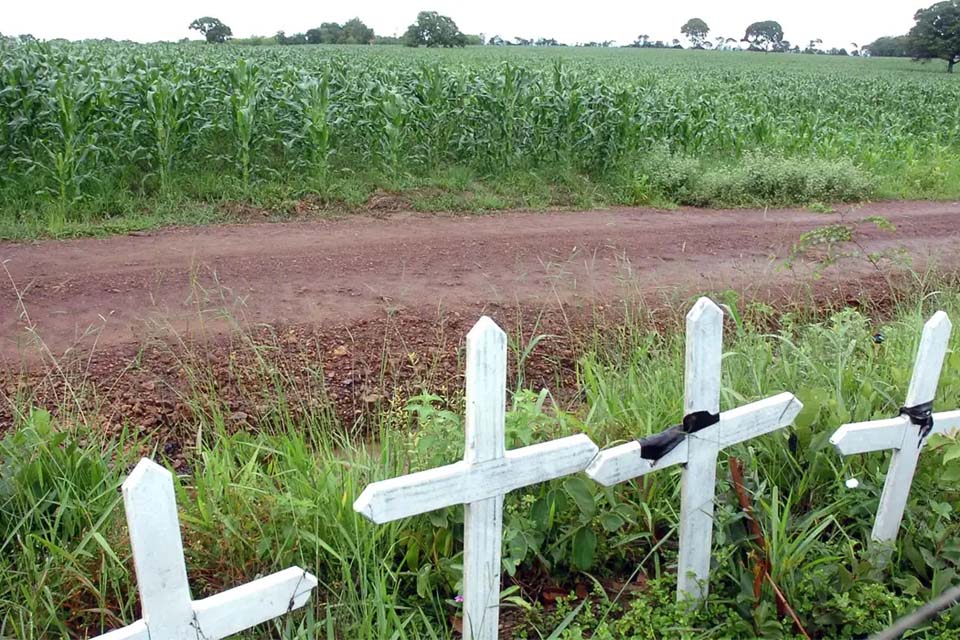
[142,72,191,193]
[227,58,262,191]
[378,90,408,180]
[283,69,334,183]
[35,74,102,213]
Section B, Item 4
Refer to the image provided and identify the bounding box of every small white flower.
[845,478,860,489]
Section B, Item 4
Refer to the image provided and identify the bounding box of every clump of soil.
[366,189,412,212]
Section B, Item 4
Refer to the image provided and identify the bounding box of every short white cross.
[93,458,318,640]
[353,317,599,640]
[830,311,960,557]
[586,297,802,604]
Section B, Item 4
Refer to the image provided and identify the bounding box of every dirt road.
[2,202,958,360]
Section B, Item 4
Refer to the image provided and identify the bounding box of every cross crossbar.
[587,392,802,486]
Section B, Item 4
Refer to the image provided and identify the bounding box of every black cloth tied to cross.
[899,400,934,446]
[637,410,720,461]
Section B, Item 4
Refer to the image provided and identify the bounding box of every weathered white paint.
[463,316,506,640]
[585,298,802,604]
[354,316,599,640]
[92,459,318,640]
[353,436,601,523]
[677,299,724,604]
[829,312,954,550]
[831,410,960,456]
[587,393,801,485]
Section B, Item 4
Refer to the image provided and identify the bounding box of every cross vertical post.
[93,459,318,640]
[677,298,723,603]
[463,317,507,640]
[830,312,956,559]
[354,316,599,640]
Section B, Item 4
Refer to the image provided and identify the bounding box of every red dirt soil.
[1,201,958,437]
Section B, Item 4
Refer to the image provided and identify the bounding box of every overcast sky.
[4,1,924,49]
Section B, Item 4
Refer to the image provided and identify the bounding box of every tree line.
[634,4,959,70]
[188,12,479,48]
[628,19,854,55]
[182,2,960,73]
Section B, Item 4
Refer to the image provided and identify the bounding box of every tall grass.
[3,287,960,637]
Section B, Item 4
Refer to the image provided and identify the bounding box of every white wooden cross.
[94,458,318,640]
[585,297,802,604]
[353,317,599,640]
[830,311,960,555]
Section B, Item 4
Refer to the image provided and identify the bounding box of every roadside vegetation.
[3,279,960,638]
[0,41,958,239]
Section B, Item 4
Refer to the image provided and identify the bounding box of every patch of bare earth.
[1,201,958,445]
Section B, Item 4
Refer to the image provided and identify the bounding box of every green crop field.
[1,41,959,236]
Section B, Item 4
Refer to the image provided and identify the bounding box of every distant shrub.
[631,149,699,204]
[632,152,875,207]
[691,154,875,206]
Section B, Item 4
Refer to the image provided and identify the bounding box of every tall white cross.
[353,317,599,640]
[830,311,960,556]
[94,458,318,640]
[586,297,802,604]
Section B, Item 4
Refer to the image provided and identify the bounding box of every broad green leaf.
[571,527,597,570]
[563,477,596,518]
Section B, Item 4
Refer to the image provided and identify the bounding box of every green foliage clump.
[909,0,960,73]
[189,17,232,44]
[681,19,711,48]
[690,154,875,206]
[402,12,467,48]
[631,152,874,207]
[867,35,913,57]
[744,21,785,51]
[0,409,118,544]
[0,409,126,638]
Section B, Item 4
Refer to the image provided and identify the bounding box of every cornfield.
[1,41,959,222]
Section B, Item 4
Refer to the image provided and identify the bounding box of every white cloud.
[3,0,921,50]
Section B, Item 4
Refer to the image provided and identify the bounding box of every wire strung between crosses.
[287,570,312,613]
[637,410,720,461]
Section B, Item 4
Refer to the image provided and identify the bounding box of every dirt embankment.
[1,201,958,438]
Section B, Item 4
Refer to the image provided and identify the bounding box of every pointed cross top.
[904,311,951,408]
[466,316,507,464]
[686,296,724,326]
[122,459,194,635]
[685,297,723,416]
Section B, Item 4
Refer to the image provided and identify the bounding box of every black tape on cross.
[637,411,720,461]
[899,400,934,445]
[681,410,721,434]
